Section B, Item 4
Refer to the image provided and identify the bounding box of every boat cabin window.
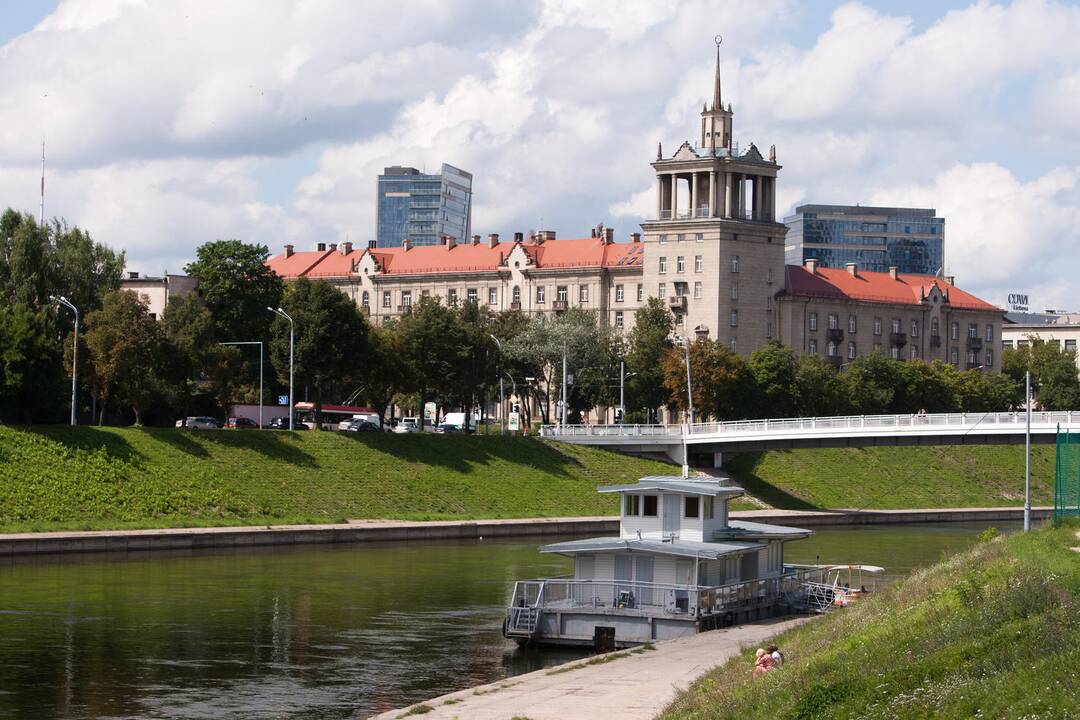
[684,496,700,519]
[623,494,640,516]
[642,495,658,517]
[704,496,714,519]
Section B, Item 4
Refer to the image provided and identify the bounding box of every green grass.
[661,521,1080,720]
[724,445,1055,510]
[0,426,675,533]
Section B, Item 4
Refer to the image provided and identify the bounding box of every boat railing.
[508,567,829,618]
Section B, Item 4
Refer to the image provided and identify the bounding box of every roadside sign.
[508,412,521,432]
[277,395,289,406]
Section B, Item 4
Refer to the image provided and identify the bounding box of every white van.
[337,412,381,431]
[395,417,421,433]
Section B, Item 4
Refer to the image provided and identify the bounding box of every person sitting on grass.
[752,648,775,678]
[766,644,784,667]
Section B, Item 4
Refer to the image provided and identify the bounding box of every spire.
[657,141,663,159]
[711,38,722,111]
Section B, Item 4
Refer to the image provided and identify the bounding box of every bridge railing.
[541,411,1077,439]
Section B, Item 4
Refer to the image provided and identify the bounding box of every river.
[0,521,1015,719]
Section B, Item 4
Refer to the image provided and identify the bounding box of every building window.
[658,282,666,298]
[421,289,430,298]
[891,318,901,334]
[448,289,458,306]
[731,255,740,273]
[874,317,882,336]
[695,255,703,272]
[694,281,703,299]
[911,320,919,338]
[767,321,774,339]
[767,267,774,284]
[827,341,838,357]
[968,323,978,338]
[809,312,818,331]
[809,338,818,354]
[695,233,704,243]
[1066,339,1077,353]
[985,324,994,342]
[402,290,412,308]
[968,350,978,365]
[674,282,688,297]
[643,495,658,516]
[931,317,940,337]
[676,233,685,242]
[767,295,774,310]
[704,496,714,519]
[730,309,738,327]
[730,337,737,352]
[873,342,882,352]
[684,496,700,519]
[361,291,369,307]
[986,348,994,367]
[623,494,640,516]
[658,234,668,244]
[911,346,919,360]
[636,284,643,302]
[615,310,624,329]
[488,287,498,305]
[951,322,959,340]
[828,313,839,330]
[676,256,685,273]
[890,346,900,360]
[848,315,857,334]
[731,282,738,301]
[1002,340,1014,349]
[951,347,959,365]
[615,284,624,302]
[659,256,667,274]
[382,290,391,308]
[579,285,589,304]
[848,341,856,360]
[536,286,545,304]
[557,286,568,302]
[512,286,521,305]
[467,288,478,303]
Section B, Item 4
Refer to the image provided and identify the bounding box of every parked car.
[394,416,421,433]
[268,416,307,430]
[226,417,259,429]
[434,422,472,434]
[185,416,221,430]
[337,412,381,432]
[343,418,380,433]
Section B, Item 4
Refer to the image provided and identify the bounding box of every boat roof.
[828,564,886,573]
[712,519,814,540]
[597,476,745,497]
[539,536,764,560]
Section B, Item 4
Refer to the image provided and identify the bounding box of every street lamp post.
[489,335,505,435]
[50,295,78,426]
[1024,369,1031,532]
[673,335,694,478]
[619,359,625,424]
[268,307,294,431]
[560,346,568,428]
[219,341,264,428]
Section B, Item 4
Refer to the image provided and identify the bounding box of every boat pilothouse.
[504,475,822,648]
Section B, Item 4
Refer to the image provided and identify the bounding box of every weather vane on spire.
[714,34,723,48]
[711,35,724,112]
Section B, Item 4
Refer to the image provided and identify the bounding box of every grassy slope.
[724,445,1055,510]
[663,521,1080,720]
[0,426,675,532]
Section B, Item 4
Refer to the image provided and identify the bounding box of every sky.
[1,0,1079,310]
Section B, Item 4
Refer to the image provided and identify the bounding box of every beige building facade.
[119,272,199,320]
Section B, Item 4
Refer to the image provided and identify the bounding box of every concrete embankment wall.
[0,508,1051,558]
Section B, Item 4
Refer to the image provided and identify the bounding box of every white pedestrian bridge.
[541,411,1080,465]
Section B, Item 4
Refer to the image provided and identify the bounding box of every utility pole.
[560,346,568,428]
[50,295,78,425]
[268,307,295,430]
[619,359,625,425]
[1025,369,1031,532]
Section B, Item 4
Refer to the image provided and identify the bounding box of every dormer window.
[623,495,640,516]
[642,495,658,517]
[684,497,700,519]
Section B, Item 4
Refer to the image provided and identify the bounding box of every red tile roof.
[783,266,1001,312]
[267,238,645,279]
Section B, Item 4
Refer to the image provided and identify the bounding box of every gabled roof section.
[782,266,1002,312]
[598,476,744,497]
[266,249,334,278]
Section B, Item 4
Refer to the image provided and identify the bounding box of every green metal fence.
[1055,427,1080,523]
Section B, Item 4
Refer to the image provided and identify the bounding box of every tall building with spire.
[639,43,786,353]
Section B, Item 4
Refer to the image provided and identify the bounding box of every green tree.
[950,368,1021,412]
[748,340,798,418]
[6,218,49,309]
[663,339,756,421]
[0,305,65,423]
[625,297,673,421]
[1003,340,1080,410]
[270,278,370,426]
[50,219,124,315]
[185,240,283,343]
[794,355,851,417]
[895,360,959,414]
[843,352,902,414]
[84,291,175,425]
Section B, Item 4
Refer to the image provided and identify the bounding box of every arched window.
[512,286,521,304]
[361,291,369,306]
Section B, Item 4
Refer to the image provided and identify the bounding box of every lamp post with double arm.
[50,295,79,426]
[267,307,294,431]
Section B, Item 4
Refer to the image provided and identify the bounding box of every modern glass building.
[784,205,944,275]
[375,164,473,247]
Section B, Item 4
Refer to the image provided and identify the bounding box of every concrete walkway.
[368,617,813,720]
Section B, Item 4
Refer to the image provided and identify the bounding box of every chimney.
[846,262,858,277]
[804,258,818,274]
[367,240,377,249]
[284,244,294,258]
[630,233,641,243]
[514,232,524,243]
[487,233,499,248]
[590,228,597,238]
[445,236,456,250]
[329,243,338,252]
[542,230,556,241]
[888,266,899,280]
[341,241,353,255]
[128,271,140,279]
[471,234,481,245]
[402,239,412,252]
[944,275,955,285]
[603,227,614,244]
[317,242,326,251]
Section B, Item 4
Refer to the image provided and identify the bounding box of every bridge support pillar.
[664,444,687,468]
[713,451,723,469]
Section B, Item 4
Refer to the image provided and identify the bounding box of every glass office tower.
[784,205,944,275]
[375,164,473,247]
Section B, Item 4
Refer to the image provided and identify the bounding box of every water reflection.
[0,522,1014,719]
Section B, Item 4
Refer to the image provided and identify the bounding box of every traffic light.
[512,402,521,414]
[614,408,624,423]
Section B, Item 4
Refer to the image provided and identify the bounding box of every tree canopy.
[185,240,283,343]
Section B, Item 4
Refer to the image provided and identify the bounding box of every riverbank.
[370,617,814,720]
[0,426,1054,533]
[661,521,1080,719]
[0,507,1052,556]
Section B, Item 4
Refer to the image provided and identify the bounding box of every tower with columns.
[640,42,786,353]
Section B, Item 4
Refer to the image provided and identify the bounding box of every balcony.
[826,328,844,343]
[930,335,941,348]
[695,206,711,218]
[967,336,983,350]
[657,209,694,220]
[889,332,907,348]
[553,300,569,312]
[668,296,688,312]
[397,304,412,312]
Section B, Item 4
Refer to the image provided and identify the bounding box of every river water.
[0,522,1014,719]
